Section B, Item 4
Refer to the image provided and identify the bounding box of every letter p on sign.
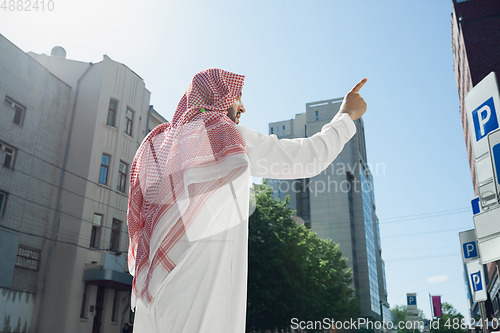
[463,241,478,259]
[471,271,483,292]
[473,97,498,141]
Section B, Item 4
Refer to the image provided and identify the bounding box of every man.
[128,68,366,332]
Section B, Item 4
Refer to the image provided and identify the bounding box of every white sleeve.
[237,113,357,179]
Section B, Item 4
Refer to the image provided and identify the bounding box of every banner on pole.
[432,296,442,317]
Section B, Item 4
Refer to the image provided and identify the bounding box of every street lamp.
[380,301,390,333]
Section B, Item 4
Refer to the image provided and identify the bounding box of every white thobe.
[133,113,356,333]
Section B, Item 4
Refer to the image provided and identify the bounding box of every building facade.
[267,98,390,320]
[451,0,500,320]
[0,34,72,333]
[0,33,167,333]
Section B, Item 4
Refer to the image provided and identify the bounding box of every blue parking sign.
[407,295,416,306]
[471,271,483,292]
[463,241,478,259]
[472,97,498,141]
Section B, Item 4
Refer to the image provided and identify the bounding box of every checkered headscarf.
[127,68,248,309]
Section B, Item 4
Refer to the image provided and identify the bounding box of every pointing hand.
[339,78,368,121]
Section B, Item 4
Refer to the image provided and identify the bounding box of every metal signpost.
[464,72,500,333]
[459,229,480,263]
[460,230,481,328]
[407,293,419,331]
[460,229,489,333]
[465,72,500,263]
[466,259,489,333]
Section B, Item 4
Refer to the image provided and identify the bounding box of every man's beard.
[227,107,240,123]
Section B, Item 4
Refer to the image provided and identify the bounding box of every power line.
[13,167,127,214]
[2,212,128,253]
[0,223,125,253]
[7,192,129,236]
[381,207,471,222]
[382,226,470,239]
[295,206,474,234]
[379,209,471,224]
[385,253,460,263]
[16,146,130,198]
[383,245,456,252]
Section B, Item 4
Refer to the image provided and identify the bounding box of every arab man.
[127,68,367,332]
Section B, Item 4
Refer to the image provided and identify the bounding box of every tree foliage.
[246,185,358,332]
[391,305,425,333]
[432,302,466,333]
[391,303,465,333]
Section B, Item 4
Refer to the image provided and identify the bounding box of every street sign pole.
[465,71,500,263]
[479,301,489,333]
[407,293,419,331]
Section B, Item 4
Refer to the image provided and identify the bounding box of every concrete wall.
[25,52,152,333]
[0,33,72,333]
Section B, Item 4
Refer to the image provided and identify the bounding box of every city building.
[267,98,390,321]
[0,33,167,333]
[451,0,500,320]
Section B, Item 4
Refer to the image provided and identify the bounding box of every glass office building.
[267,98,389,319]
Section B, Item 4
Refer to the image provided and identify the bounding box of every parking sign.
[470,271,483,292]
[464,242,478,258]
[407,293,419,323]
[459,229,480,263]
[472,97,498,141]
[466,259,487,302]
[466,72,500,159]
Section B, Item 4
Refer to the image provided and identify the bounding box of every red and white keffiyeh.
[127,68,249,309]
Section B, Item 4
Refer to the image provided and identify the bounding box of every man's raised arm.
[237,78,367,180]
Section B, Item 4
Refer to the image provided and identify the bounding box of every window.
[315,111,319,121]
[111,290,119,322]
[4,96,26,126]
[90,214,102,248]
[107,99,118,127]
[270,127,273,134]
[0,141,17,169]
[125,108,134,136]
[117,161,128,192]
[80,284,88,318]
[110,219,121,252]
[99,154,110,185]
[283,125,285,134]
[0,190,7,216]
[15,245,41,271]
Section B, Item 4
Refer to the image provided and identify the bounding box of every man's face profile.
[227,93,245,124]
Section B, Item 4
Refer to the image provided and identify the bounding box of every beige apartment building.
[0,33,167,333]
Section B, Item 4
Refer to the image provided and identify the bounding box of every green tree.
[432,302,466,333]
[246,185,358,333]
[391,305,425,333]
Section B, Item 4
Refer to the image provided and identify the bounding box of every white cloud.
[427,275,448,283]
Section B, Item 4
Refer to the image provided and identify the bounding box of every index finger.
[351,78,367,93]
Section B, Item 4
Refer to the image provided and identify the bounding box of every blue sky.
[0,0,475,320]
